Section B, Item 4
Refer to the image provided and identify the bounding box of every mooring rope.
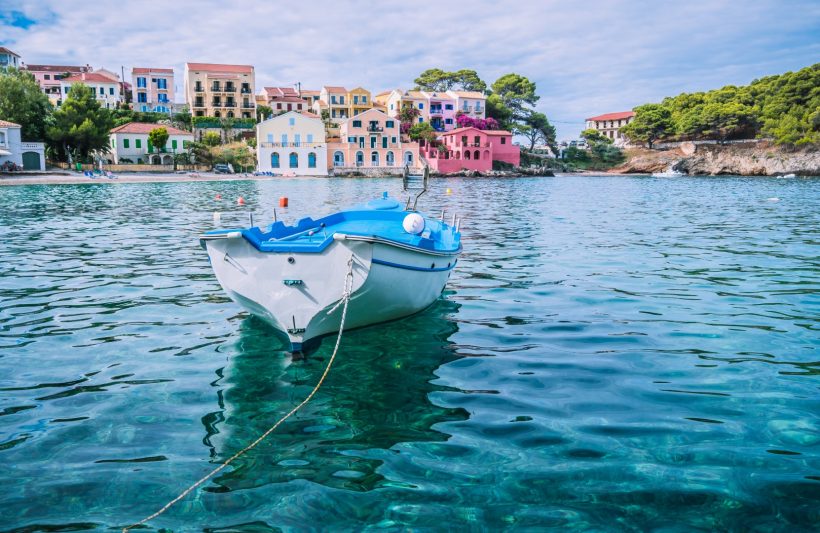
[123,257,355,532]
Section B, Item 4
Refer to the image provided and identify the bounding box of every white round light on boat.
[403,213,425,234]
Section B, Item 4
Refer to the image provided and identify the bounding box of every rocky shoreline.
[612,141,820,176]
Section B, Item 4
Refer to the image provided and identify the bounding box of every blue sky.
[2,0,818,139]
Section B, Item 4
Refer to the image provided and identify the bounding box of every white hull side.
[205,237,457,350]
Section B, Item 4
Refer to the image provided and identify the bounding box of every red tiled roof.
[586,111,635,121]
[0,47,21,57]
[24,64,90,73]
[186,62,253,73]
[270,96,306,103]
[300,90,320,96]
[0,120,22,128]
[443,126,485,135]
[110,122,192,136]
[300,111,319,118]
[264,86,298,97]
[62,72,118,83]
[323,85,347,92]
[483,130,512,136]
[133,67,174,74]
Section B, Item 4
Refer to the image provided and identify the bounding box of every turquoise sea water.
[0,175,818,531]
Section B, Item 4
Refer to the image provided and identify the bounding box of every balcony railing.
[367,125,383,132]
[242,103,254,109]
[430,109,444,115]
[194,86,204,92]
[225,102,236,108]
[259,142,325,148]
[241,87,252,94]
[193,102,205,108]
[225,85,236,92]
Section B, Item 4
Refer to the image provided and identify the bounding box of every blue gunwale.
[202,195,462,255]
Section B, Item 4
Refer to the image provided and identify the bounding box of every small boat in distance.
[200,171,462,352]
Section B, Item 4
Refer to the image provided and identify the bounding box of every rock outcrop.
[612,142,820,176]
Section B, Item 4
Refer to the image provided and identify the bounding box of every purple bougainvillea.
[456,115,500,130]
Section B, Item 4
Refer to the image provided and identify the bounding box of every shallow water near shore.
[1,175,818,531]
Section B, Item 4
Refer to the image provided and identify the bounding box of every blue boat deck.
[204,195,461,254]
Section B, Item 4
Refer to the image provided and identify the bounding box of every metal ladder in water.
[403,164,429,211]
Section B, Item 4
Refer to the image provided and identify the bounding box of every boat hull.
[204,234,457,351]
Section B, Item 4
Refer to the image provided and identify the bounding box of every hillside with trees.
[622,63,819,147]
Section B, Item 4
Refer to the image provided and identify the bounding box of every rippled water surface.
[1,175,818,531]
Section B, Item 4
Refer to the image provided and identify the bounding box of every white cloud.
[2,0,818,138]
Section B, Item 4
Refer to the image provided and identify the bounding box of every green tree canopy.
[148,127,170,152]
[257,105,273,121]
[580,128,612,144]
[0,67,52,141]
[201,131,221,146]
[414,68,487,93]
[620,103,674,148]
[485,93,514,130]
[408,122,438,144]
[46,83,114,162]
[490,73,539,120]
[520,112,557,151]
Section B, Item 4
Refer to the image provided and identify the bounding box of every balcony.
[259,142,325,148]
[194,86,204,93]
[211,102,223,107]
[241,103,254,109]
[430,108,444,115]
[240,87,252,94]
[193,101,205,108]
[225,102,236,108]
[224,85,236,92]
[367,125,383,132]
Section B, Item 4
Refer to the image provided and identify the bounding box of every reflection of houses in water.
[200,298,467,492]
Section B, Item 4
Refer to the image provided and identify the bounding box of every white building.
[585,111,635,145]
[446,90,486,119]
[257,111,327,175]
[0,120,46,171]
[0,47,21,70]
[60,72,121,109]
[108,122,193,165]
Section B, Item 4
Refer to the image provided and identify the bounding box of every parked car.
[213,163,234,174]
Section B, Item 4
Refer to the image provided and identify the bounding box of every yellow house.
[347,87,372,117]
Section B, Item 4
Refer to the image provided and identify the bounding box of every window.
[331,96,337,104]
[352,120,361,127]
[385,120,394,128]
[271,152,280,168]
[386,151,394,166]
[390,104,394,110]
[277,103,282,110]
[157,78,167,89]
[356,151,364,166]
[353,95,359,104]
[382,137,387,148]
[362,96,367,103]
[307,134,313,143]
[461,136,467,145]
[110,138,115,148]
[267,134,273,143]
[445,104,453,110]
[287,104,292,111]
[44,74,51,80]
[289,117,295,126]
[418,103,424,109]
[371,151,379,166]
[135,139,141,148]
[339,96,345,104]
[64,86,69,93]
[418,117,423,123]
[308,152,316,168]
[289,152,298,168]
[124,139,130,148]
[501,137,506,144]
[172,140,178,149]
[445,118,453,125]
[138,93,147,103]
[281,134,288,146]
[474,136,480,146]
[148,140,153,152]
[474,150,480,160]
[137,77,146,88]
[391,136,397,144]
[294,134,301,147]
[333,151,344,166]
[109,87,114,95]
[99,87,104,95]
[347,136,356,143]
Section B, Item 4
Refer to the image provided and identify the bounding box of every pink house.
[420,126,519,173]
[422,91,457,132]
[327,108,420,170]
[132,67,175,113]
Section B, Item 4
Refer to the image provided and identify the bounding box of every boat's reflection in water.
[200,296,467,492]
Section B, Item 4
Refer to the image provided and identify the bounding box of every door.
[22,152,41,170]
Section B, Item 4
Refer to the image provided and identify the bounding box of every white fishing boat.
[200,169,462,351]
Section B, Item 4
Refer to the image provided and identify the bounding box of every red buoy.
[237,197,246,206]
[215,194,222,200]
[279,197,288,207]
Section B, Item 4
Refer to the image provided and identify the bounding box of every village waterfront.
[1,175,818,530]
